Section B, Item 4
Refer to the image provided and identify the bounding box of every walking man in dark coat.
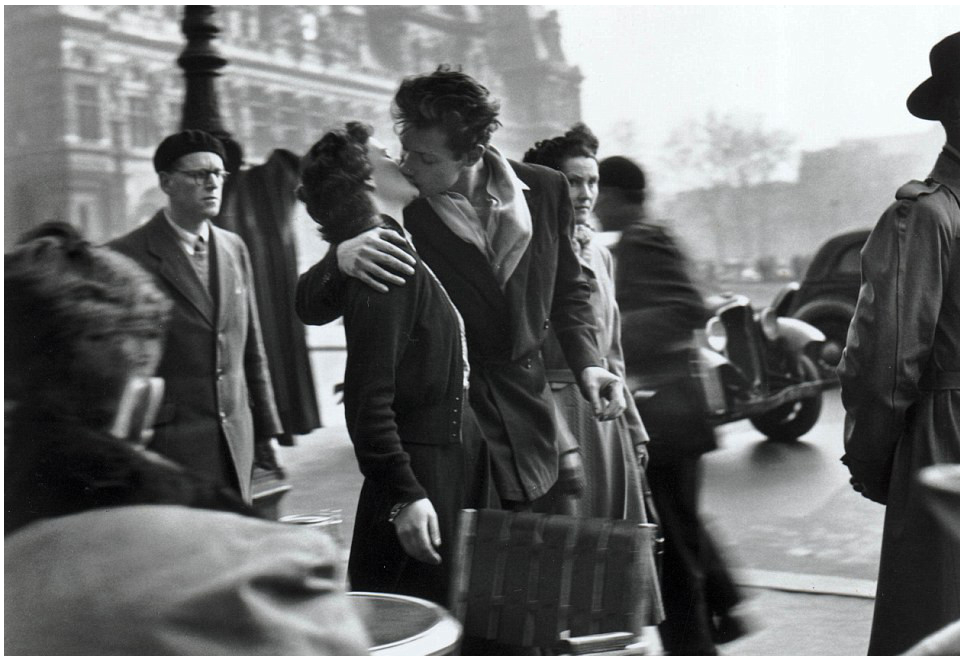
[297,67,626,510]
[595,155,745,655]
[109,130,283,503]
[838,32,960,655]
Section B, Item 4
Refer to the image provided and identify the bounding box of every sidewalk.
[276,426,874,656]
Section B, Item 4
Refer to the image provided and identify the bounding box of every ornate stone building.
[4,5,583,246]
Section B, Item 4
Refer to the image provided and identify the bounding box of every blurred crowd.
[5,32,959,657]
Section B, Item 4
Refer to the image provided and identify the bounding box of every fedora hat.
[907,32,960,120]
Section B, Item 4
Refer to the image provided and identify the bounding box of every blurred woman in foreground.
[4,223,367,655]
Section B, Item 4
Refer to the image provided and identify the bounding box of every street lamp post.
[177,5,243,172]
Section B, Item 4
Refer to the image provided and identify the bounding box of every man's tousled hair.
[392,65,502,157]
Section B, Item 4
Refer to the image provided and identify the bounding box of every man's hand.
[392,498,442,565]
[841,454,889,505]
[579,366,627,421]
[557,450,586,496]
[849,476,888,505]
[336,226,416,293]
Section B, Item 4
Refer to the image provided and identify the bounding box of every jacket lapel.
[503,185,538,353]
[144,213,215,326]
[210,227,237,333]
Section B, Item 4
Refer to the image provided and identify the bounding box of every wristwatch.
[388,501,413,523]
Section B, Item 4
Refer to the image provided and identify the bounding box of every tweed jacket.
[109,211,282,502]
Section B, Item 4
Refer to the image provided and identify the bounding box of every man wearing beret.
[109,130,283,503]
[838,32,959,655]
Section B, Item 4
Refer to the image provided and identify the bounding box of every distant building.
[660,125,945,278]
[4,5,583,246]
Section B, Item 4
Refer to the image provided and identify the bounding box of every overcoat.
[838,147,960,655]
[109,212,283,502]
[296,159,601,503]
[216,149,321,440]
[539,239,647,521]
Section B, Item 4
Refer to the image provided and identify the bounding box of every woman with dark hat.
[298,122,472,607]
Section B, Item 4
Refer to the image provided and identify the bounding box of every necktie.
[191,235,209,292]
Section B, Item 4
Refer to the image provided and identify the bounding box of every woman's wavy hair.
[522,122,599,171]
[5,222,172,431]
[298,122,378,244]
[392,65,502,158]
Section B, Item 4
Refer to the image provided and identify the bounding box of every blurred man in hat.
[109,130,283,503]
[595,156,746,655]
[838,31,959,655]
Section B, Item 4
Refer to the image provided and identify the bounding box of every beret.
[598,156,646,191]
[153,130,227,173]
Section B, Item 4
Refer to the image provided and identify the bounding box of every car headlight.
[759,306,779,341]
[706,317,727,352]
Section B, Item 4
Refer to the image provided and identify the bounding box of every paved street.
[276,386,882,655]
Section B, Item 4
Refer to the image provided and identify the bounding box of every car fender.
[777,317,826,353]
[793,299,855,326]
[771,282,800,317]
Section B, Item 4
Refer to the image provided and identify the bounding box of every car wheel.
[750,355,823,442]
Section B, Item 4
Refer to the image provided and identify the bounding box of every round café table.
[346,591,463,656]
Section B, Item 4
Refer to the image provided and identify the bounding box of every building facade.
[4,5,583,246]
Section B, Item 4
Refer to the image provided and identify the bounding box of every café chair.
[449,508,662,655]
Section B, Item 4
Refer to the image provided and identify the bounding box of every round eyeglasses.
[172,169,230,186]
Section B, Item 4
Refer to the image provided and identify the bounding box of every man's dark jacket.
[297,160,600,501]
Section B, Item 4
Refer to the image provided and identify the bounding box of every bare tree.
[663,111,794,267]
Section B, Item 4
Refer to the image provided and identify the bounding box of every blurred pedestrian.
[838,31,959,655]
[596,156,746,655]
[109,130,283,503]
[296,66,626,513]
[297,122,470,607]
[4,224,369,655]
[522,124,650,521]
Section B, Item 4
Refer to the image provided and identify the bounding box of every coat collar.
[930,147,960,204]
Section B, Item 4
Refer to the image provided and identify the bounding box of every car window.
[833,245,862,275]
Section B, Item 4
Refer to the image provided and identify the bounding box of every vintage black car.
[774,229,871,377]
[692,292,830,441]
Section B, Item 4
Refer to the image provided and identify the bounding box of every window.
[129,97,153,148]
[249,88,273,156]
[168,101,183,133]
[834,245,862,275]
[278,94,302,150]
[77,203,91,233]
[76,84,101,140]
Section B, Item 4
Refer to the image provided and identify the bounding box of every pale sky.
[550,4,959,189]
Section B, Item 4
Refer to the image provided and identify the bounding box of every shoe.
[712,612,750,644]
